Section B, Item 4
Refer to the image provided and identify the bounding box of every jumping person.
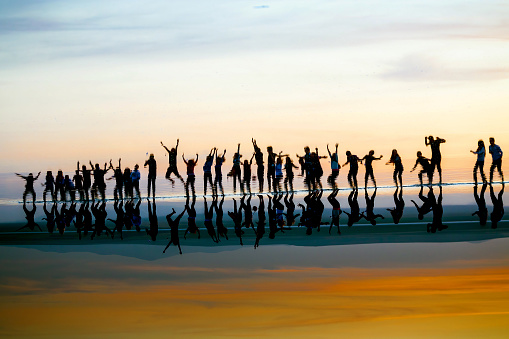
[182,152,198,197]
[410,151,433,186]
[343,151,361,189]
[327,143,340,189]
[161,139,183,183]
[15,172,41,202]
[425,135,446,184]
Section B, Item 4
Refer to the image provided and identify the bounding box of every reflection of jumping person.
[425,135,446,184]
[144,153,157,198]
[361,150,383,188]
[327,188,342,234]
[488,137,504,184]
[386,149,403,187]
[470,140,487,185]
[411,151,432,186]
[16,172,41,202]
[163,208,186,254]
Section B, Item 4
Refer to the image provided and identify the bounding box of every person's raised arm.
[250,153,255,164]
[222,149,226,159]
[89,161,94,170]
[77,161,80,172]
[237,143,241,154]
[182,154,188,165]
[195,154,199,164]
[161,141,170,153]
[175,138,179,152]
[34,172,41,180]
[425,136,430,146]
[327,144,332,158]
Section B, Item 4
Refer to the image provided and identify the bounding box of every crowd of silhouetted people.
[15,136,504,205]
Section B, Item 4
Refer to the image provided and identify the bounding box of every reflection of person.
[472,183,488,226]
[163,208,186,254]
[327,188,342,234]
[387,187,404,224]
[425,135,446,184]
[16,171,41,202]
[488,137,504,184]
[470,140,487,185]
[489,184,504,229]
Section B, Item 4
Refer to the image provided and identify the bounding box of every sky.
[1,0,508,174]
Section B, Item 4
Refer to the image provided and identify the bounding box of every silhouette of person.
[231,144,242,193]
[184,195,200,239]
[411,151,433,186]
[73,202,86,239]
[311,148,327,190]
[240,194,254,229]
[146,199,159,241]
[411,186,433,220]
[203,148,215,196]
[327,188,342,234]
[344,189,363,227]
[243,154,255,194]
[427,186,447,233]
[386,149,403,187]
[229,198,244,245]
[490,184,504,229]
[182,152,198,197]
[16,172,41,202]
[78,162,92,201]
[252,138,264,192]
[488,137,504,184]
[254,195,266,248]
[203,197,218,243]
[267,146,278,190]
[17,199,41,232]
[90,161,110,201]
[471,140,487,185]
[108,158,123,201]
[472,183,488,226]
[284,156,299,192]
[131,164,141,199]
[109,200,125,240]
[327,143,340,189]
[42,201,56,233]
[425,135,446,184]
[42,171,55,202]
[55,170,65,201]
[343,151,360,189]
[361,150,383,188]
[90,201,112,239]
[361,188,384,225]
[73,169,84,201]
[214,148,226,196]
[144,153,157,198]
[161,139,184,182]
[387,186,405,224]
[213,195,228,240]
[54,203,67,235]
[163,208,186,254]
[283,192,299,227]
[64,174,76,202]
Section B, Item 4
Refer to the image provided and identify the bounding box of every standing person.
[410,151,433,186]
[425,135,446,184]
[284,156,299,192]
[386,149,404,187]
[123,167,133,200]
[470,140,487,185]
[109,159,123,201]
[343,151,360,189]
[55,170,65,201]
[243,154,255,194]
[73,169,84,201]
[42,171,55,202]
[214,148,226,196]
[182,152,198,197]
[15,172,41,202]
[64,174,76,202]
[203,148,215,196]
[144,153,157,198]
[231,144,242,193]
[327,143,340,189]
[90,161,110,201]
[79,162,92,201]
[252,138,264,191]
[131,164,141,198]
[161,139,183,183]
[267,146,278,189]
[488,137,504,184]
[361,150,383,188]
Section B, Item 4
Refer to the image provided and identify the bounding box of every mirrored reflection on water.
[4,183,507,254]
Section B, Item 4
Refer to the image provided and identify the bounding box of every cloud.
[381,55,509,82]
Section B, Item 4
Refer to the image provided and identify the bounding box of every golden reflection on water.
[1,264,508,338]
